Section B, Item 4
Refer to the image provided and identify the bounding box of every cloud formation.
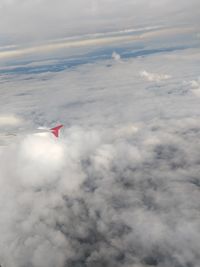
[0,0,199,45]
[112,51,121,61]
[0,33,200,266]
[140,70,171,82]
[1,118,200,267]
[190,78,200,97]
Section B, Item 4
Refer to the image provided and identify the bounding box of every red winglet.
[50,125,63,138]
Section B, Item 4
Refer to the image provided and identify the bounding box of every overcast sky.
[0,0,199,45]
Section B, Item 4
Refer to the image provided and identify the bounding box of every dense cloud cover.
[0,43,200,266]
[0,118,200,267]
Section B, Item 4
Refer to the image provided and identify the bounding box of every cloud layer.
[0,30,200,266]
[0,0,199,45]
[1,118,200,267]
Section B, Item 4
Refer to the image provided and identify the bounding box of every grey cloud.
[0,35,200,266]
[0,0,199,45]
[0,118,200,267]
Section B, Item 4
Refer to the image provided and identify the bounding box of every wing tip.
[50,124,64,138]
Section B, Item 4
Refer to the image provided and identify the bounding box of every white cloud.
[112,51,121,61]
[189,78,200,97]
[140,70,171,82]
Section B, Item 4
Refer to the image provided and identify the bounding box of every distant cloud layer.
[0,0,199,44]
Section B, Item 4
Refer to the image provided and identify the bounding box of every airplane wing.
[50,125,64,138]
[0,124,64,146]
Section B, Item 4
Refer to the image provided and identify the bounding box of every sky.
[0,0,199,49]
[0,1,200,267]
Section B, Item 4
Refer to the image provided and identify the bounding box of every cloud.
[0,114,23,126]
[1,119,200,267]
[0,0,199,45]
[112,51,121,61]
[0,30,149,60]
[0,38,200,266]
[0,26,195,64]
[140,70,171,82]
[190,78,200,97]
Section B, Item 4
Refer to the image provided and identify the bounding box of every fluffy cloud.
[140,70,171,82]
[112,51,121,61]
[190,78,200,97]
[0,36,200,266]
[0,118,200,267]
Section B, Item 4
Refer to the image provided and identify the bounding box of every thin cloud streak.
[0,0,199,45]
[0,26,195,60]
